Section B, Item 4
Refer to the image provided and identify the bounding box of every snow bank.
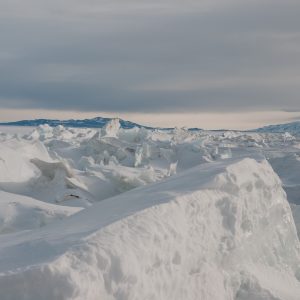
[0,158,299,300]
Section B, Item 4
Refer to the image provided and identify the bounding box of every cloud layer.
[0,0,300,113]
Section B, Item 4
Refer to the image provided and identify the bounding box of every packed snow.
[0,120,300,299]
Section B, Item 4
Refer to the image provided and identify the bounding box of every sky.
[0,0,300,129]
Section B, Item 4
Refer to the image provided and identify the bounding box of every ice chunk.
[101,118,120,137]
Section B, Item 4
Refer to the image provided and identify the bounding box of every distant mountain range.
[255,121,300,134]
[1,117,300,133]
[0,117,152,129]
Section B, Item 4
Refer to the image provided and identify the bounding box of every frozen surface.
[0,124,300,299]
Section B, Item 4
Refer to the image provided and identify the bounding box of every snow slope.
[0,123,300,299]
[0,158,300,300]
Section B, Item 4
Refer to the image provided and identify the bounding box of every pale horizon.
[0,109,300,130]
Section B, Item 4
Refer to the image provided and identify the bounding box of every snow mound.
[0,191,82,234]
[0,158,299,300]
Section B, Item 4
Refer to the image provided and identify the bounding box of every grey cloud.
[0,0,300,113]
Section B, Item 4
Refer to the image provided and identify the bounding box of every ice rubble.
[0,123,300,299]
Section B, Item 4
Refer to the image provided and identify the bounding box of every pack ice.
[0,121,300,300]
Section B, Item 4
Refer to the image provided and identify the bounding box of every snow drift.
[0,158,299,300]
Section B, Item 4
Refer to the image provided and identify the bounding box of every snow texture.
[0,122,300,299]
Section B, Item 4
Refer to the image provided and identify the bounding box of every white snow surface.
[0,123,300,299]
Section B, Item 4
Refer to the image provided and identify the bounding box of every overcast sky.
[0,0,300,129]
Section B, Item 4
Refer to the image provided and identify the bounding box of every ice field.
[0,120,300,299]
